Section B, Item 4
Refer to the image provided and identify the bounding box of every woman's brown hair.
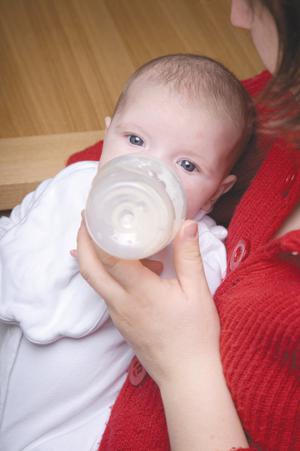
[212,0,300,226]
[258,0,300,143]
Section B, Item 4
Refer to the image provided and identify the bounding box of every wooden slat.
[0,0,263,138]
[0,0,264,210]
[0,131,103,210]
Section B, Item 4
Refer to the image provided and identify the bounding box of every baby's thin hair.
[113,54,254,138]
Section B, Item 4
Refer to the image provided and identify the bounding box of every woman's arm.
[76,218,249,450]
[160,354,249,451]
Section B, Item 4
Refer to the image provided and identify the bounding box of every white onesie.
[0,161,227,451]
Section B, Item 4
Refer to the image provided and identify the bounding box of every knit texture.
[99,72,300,450]
[98,140,300,451]
[215,140,300,450]
[66,70,300,450]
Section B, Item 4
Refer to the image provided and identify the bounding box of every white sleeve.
[197,215,228,295]
[0,179,52,239]
[0,162,110,344]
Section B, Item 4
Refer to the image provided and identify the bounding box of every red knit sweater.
[97,143,300,451]
[67,71,300,450]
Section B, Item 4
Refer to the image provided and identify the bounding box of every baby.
[0,54,253,451]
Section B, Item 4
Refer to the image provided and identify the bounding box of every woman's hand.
[75,216,249,450]
[75,216,221,387]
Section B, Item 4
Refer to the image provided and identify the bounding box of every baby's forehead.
[139,83,241,124]
[125,76,174,99]
[126,76,242,117]
[122,79,244,132]
[122,79,208,121]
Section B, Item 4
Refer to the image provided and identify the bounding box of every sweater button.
[282,172,296,197]
[129,356,147,386]
[229,239,250,271]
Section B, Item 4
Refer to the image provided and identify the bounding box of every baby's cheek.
[184,178,216,219]
[184,189,204,219]
[100,143,130,165]
[186,204,201,220]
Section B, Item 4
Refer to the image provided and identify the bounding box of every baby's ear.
[220,174,237,195]
[104,116,111,129]
[202,174,237,212]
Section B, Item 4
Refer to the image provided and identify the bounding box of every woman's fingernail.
[70,249,77,258]
[183,221,198,239]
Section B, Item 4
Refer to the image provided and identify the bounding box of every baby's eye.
[177,159,198,173]
[128,135,144,146]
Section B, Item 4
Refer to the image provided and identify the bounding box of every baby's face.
[100,81,241,219]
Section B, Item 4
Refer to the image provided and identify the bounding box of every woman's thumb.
[173,220,208,295]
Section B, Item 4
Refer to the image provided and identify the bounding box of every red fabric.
[216,141,300,450]
[97,71,300,450]
[98,143,300,451]
[66,140,103,166]
[65,71,300,450]
[240,69,271,96]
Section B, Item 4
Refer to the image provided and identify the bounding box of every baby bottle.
[85,153,186,259]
